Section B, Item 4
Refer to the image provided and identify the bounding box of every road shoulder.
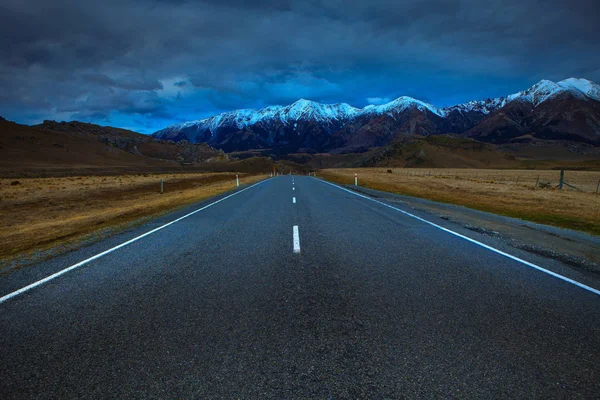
[332,182,600,282]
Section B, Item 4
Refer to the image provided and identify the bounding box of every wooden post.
[559,170,565,190]
[596,179,600,194]
[515,176,520,184]
[535,176,539,189]
[160,179,164,194]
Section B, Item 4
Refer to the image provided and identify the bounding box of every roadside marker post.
[236,174,239,187]
[355,173,358,186]
[160,179,164,194]
[559,170,565,190]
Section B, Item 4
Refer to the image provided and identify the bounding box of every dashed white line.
[293,225,301,253]
[316,178,600,297]
[0,179,270,304]
[293,197,296,204]
[293,187,295,191]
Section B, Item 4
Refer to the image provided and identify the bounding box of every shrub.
[538,181,552,189]
[387,169,393,173]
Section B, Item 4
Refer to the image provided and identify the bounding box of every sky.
[1,0,599,134]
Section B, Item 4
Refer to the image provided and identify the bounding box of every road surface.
[1,176,599,398]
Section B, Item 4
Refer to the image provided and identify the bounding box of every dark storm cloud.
[82,74,163,91]
[0,0,598,133]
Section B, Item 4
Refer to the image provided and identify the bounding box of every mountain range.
[153,78,600,152]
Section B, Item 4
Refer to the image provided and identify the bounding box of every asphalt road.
[1,176,599,399]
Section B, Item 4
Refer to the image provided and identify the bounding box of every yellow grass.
[320,168,600,235]
[0,172,266,262]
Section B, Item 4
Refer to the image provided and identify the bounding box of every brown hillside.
[0,119,249,177]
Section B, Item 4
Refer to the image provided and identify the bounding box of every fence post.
[596,179,600,194]
[559,170,565,190]
[535,176,539,190]
[160,179,164,194]
[515,176,520,184]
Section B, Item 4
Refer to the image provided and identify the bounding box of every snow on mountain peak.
[280,98,360,122]
[285,98,330,120]
[506,80,564,106]
[442,98,507,115]
[364,96,444,117]
[506,78,599,106]
[558,78,600,101]
[445,78,600,114]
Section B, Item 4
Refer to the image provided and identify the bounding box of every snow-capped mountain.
[153,96,453,151]
[157,97,436,140]
[504,78,600,107]
[153,78,600,151]
[363,96,445,117]
[560,78,600,100]
[164,99,360,135]
[465,78,600,144]
[442,98,506,115]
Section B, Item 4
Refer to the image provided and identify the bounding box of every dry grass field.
[319,168,600,235]
[0,172,266,262]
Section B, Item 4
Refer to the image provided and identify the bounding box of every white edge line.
[316,178,600,296]
[293,225,301,253]
[0,179,269,304]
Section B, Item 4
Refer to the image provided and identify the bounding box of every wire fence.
[383,168,600,194]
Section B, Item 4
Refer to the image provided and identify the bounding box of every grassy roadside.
[0,172,267,265]
[319,168,600,236]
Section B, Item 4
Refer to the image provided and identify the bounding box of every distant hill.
[226,134,600,171]
[0,119,232,176]
[153,78,600,152]
[2,117,598,178]
[35,120,227,164]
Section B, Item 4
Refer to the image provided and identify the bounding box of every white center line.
[293,197,296,204]
[293,225,301,253]
[293,187,295,191]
